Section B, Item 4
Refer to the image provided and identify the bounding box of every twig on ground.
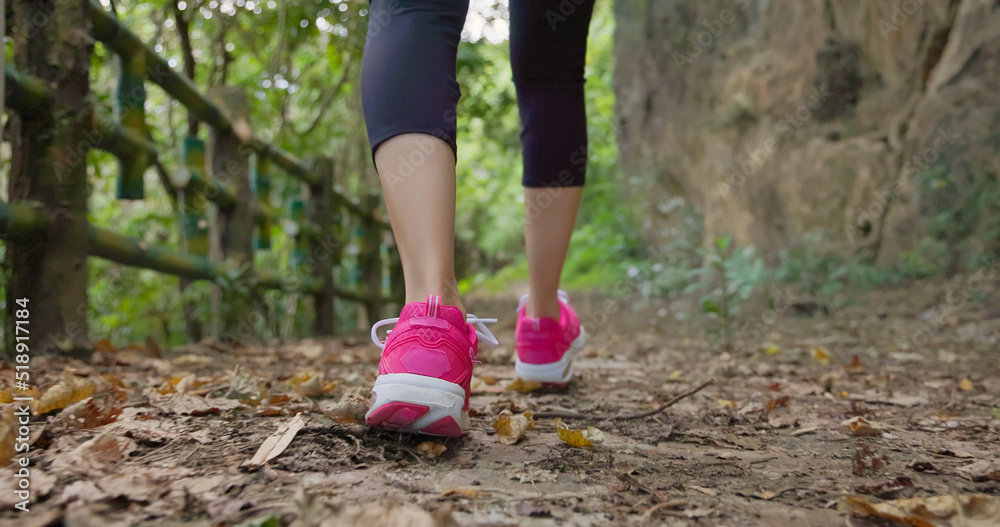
[642,500,689,523]
[533,379,715,422]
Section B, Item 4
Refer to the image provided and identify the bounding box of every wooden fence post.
[358,195,383,326]
[115,50,147,199]
[4,0,93,357]
[309,157,338,336]
[251,156,272,250]
[179,135,208,342]
[206,87,256,341]
[308,157,337,336]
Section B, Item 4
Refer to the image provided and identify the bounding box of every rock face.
[613,0,1000,269]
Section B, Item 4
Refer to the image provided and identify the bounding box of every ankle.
[405,286,465,319]
[525,295,561,320]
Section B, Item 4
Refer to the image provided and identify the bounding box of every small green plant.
[683,236,764,349]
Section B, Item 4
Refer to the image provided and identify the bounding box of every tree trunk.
[5,0,93,359]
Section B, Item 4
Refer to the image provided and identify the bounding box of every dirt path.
[1,277,998,526]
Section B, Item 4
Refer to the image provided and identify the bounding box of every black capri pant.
[361,0,596,188]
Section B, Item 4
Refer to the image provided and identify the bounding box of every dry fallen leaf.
[58,398,122,429]
[958,378,975,391]
[321,395,369,424]
[493,410,534,445]
[243,413,308,469]
[0,387,13,404]
[765,395,791,414]
[839,494,1000,526]
[227,366,268,405]
[479,375,499,386]
[554,418,604,448]
[956,460,1000,482]
[49,434,137,476]
[842,416,885,437]
[505,378,542,394]
[810,347,830,365]
[93,338,117,354]
[438,488,483,499]
[0,409,15,467]
[844,355,866,375]
[761,490,776,500]
[418,441,447,459]
[149,392,242,415]
[668,370,683,380]
[689,485,717,496]
[286,370,336,398]
[764,344,781,355]
[717,399,738,411]
[171,354,213,367]
[34,371,96,414]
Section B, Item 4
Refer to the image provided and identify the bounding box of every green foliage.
[681,237,765,348]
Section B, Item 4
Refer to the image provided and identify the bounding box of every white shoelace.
[515,290,571,313]
[370,314,499,350]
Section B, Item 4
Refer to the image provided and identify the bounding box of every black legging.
[361,0,595,188]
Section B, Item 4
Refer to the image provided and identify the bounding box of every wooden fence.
[1,1,401,356]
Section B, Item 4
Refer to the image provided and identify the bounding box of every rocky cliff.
[613,0,1000,269]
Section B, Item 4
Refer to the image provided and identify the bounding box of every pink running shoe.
[514,290,586,385]
[366,295,497,437]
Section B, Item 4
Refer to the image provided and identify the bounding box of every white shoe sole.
[365,373,469,437]
[514,327,586,385]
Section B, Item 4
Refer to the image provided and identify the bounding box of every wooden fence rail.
[1,1,402,357]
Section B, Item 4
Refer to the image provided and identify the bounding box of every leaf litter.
[1,276,998,526]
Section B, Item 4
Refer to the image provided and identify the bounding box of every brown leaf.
[839,494,1000,526]
[958,378,975,391]
[149,392,241,415]
[418,441,447,459]
[689,485,717,496]
[479,375,499,386]
[50,435,137,476]
[34,370,96,414]
[58,398,122,429]
[286,370,336,398]
[842,416,885,437]
[243,413,309,469]
[844,355,866,375]
[505,378,542,394]
[321,396,369,424]
[956,460,1000,482]
[438,488,483,499]
[765,395,790,414]
[228,366,268,405]
[0,409,15,467]
[93,338,117,354]
[493,410,534,445]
